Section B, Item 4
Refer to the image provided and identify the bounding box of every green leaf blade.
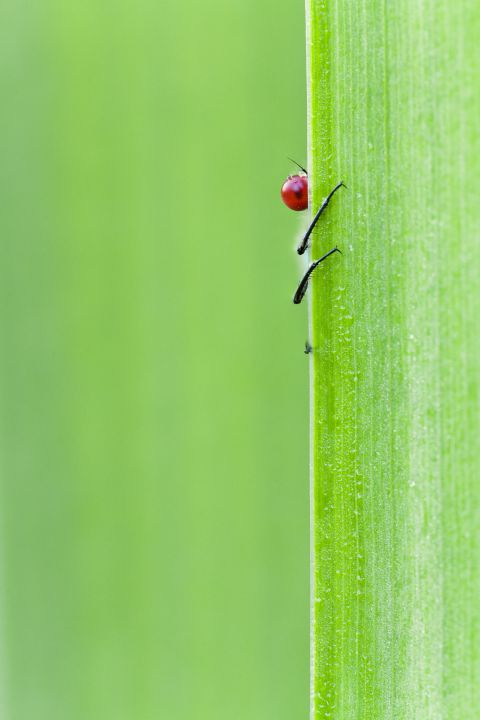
[307,1,480,718]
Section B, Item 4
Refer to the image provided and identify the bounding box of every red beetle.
[281,173,309,211]
[282,159,346,304]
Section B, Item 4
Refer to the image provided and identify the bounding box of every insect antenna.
[287,157,308,175]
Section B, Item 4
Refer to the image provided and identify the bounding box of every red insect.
[281,173,309,211]
[281,159,346,304]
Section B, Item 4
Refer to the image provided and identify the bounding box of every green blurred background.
[0,1,310,719]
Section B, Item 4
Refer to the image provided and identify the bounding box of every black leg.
[297,181,346,255]
[293,247,342,305]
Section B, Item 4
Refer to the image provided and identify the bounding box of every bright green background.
[0,2,310,719]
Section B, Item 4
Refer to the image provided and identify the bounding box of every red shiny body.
[281,174,308,211]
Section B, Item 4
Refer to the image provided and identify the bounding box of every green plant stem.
[306,1,480,718]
